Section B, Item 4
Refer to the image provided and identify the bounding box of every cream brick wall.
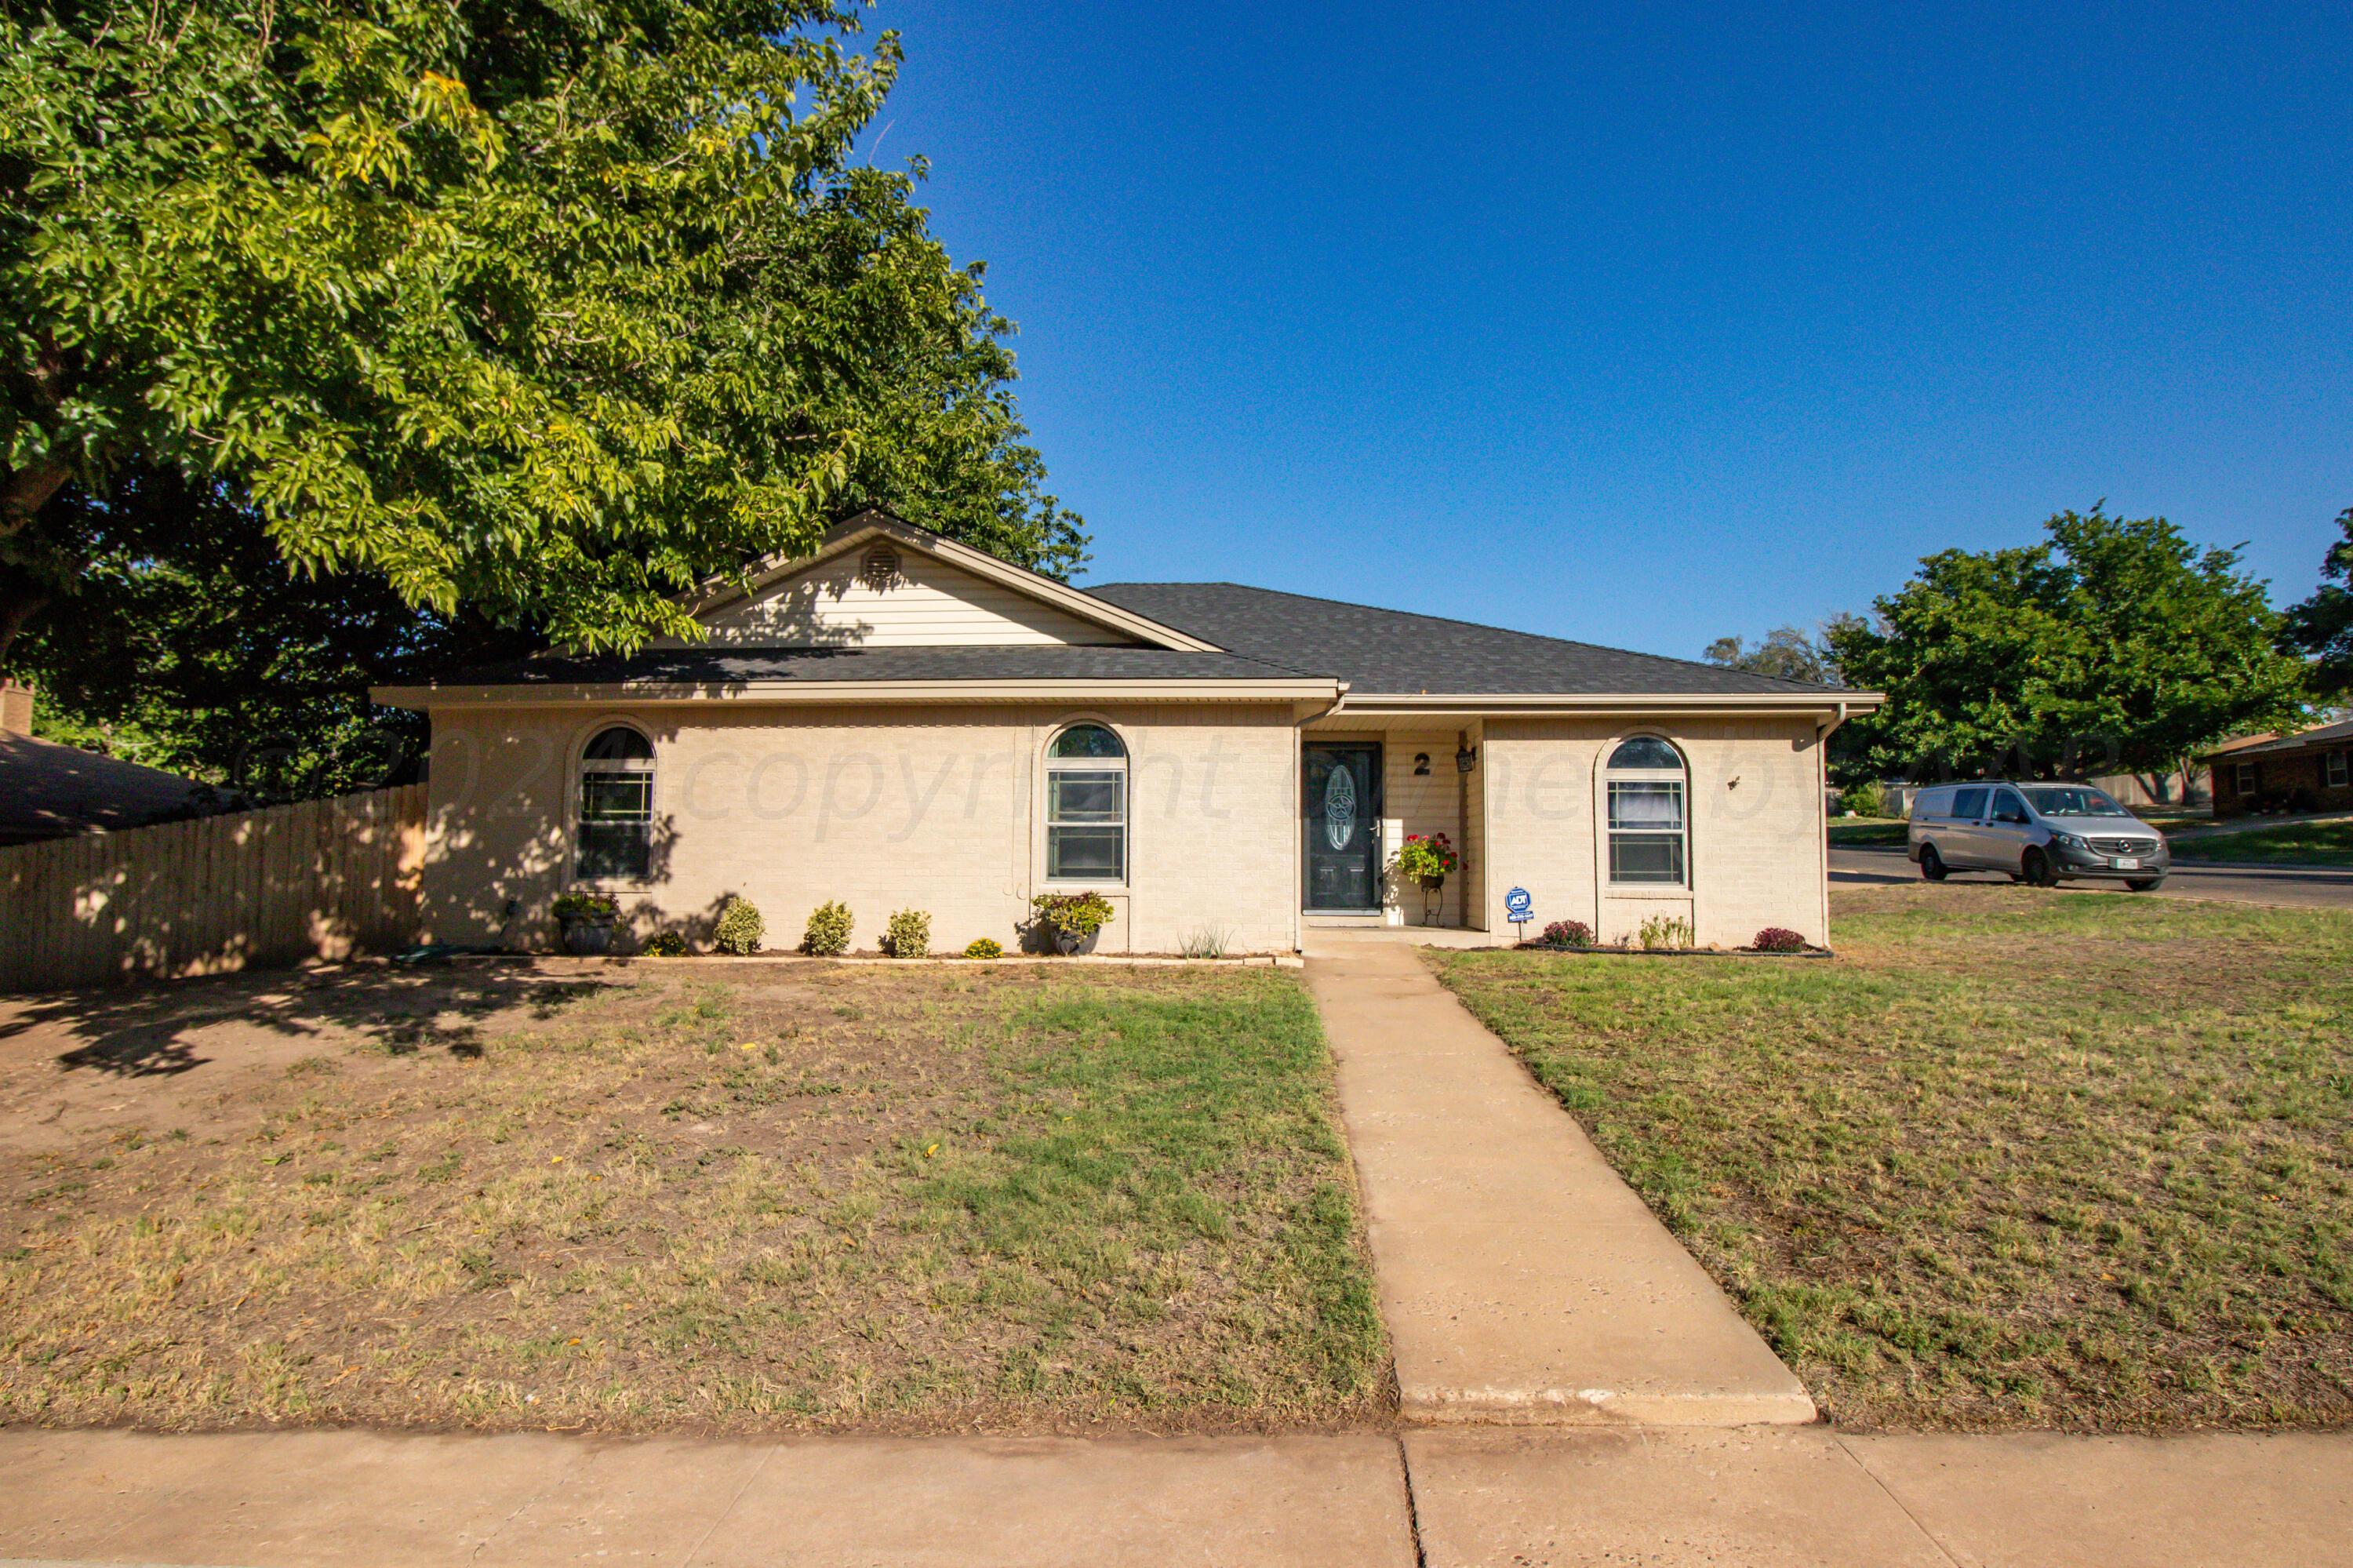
[420,702,1301,955]
[1478,715,1829,948]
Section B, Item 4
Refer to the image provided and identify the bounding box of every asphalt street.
[1830,845,2353,911]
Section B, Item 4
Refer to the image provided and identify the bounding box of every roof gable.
[681,513,1221,653]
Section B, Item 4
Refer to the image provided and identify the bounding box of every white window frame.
[1604,735,1689,888]
[574,723,656,886]
[2329,751,2349,790]
[1042,721,1128,886]
[2235,761,2257,796]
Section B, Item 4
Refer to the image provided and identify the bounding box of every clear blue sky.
[859,2,2350,663]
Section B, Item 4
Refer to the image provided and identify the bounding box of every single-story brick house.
[2201,719,2353,819]
[374,512,1879,954]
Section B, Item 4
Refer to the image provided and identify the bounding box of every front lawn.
[1433,886,2353,1432]
[2168,819,2353,866]
[1827,817,1909,847]
[0,963,1384,1433]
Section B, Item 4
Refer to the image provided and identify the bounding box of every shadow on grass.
[3,965,603,1079]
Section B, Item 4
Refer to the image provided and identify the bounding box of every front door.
[1304,744,1383,911]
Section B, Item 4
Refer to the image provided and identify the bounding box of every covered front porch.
[1298,715,1488,933]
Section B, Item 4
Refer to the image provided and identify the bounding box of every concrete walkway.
[1300,930,1815,1425]
[0,1428,1414,1568]
[6,1425,2350,1566]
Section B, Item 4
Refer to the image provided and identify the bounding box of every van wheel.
[2126,877,2165,893]
[1918,844,1948,882]
[2020,847,2056,887]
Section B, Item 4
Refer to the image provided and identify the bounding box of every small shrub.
[1540,919,1594,949]
[1751,926,1809,953]
[1840,780,1886,818]
[884,908,931,958]
[963,937,1003,960]
[1180,922,1232,959]
[642,931,689,957]
[712,897,766,955]
[802,900,853,956]
[552,891,618,921]
[1637,914,1693,951]
[1030,891,1115,940]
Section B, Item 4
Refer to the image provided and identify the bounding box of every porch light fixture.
[1455,744,1477,773]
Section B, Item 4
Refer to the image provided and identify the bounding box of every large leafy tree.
[1702,624,1848,686]
[2285,506,2353,697]
[3,0,1085,789]
[1828,508,2309,791]
[2,0,1082,680]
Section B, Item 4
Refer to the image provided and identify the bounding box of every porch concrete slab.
[0,1428,1415,1568]
[1841,1431,2353,1568]
[1404,1428,1953,1567]
[1303,934,1814,1426]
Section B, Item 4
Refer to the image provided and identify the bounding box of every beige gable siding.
[419,703,1297,956]
[1478,714,1828,948]
[682,551,1133,648]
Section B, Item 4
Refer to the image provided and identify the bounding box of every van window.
[1992,789,2030,824]
[1910,788,1951,821]
[1953,787,1989,820]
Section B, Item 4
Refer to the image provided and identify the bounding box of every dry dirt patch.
[0,960,1384,1434]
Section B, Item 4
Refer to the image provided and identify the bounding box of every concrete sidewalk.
[0,1428,1414,1568]
[1301,932,1815,1425]
[6,1425,2349,1567]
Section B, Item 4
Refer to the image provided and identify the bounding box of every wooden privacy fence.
[0,784,427,993]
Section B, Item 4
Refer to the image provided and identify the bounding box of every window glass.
[2021,786,2127,817]
[1049,723,1124,759]
[1607,737,1683,770]
[1992,790,2030,824]
[1953,787,1989,820]
[1046,726,1126,881]
[1600,753,1694,885]
[2329,751,2349,788]
[577,727,653,881]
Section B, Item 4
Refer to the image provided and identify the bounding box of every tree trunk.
[0,578,51,675]
[0,460,71,538]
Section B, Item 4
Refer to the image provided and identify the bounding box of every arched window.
[577,725,655,881]
[1045,722,1126,882]
[1606,735,1686,886]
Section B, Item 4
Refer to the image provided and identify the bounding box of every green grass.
[1432,886,2353,1432]
[0,966,1385,1433]
[2168,819,2353,866]
[1828,817,1909,846]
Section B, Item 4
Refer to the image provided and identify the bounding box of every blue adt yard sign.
[1505,886,1533,937]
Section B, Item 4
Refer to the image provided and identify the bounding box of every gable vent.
[859,541,902,588]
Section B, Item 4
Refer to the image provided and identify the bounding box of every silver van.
[1907,781,2169,890]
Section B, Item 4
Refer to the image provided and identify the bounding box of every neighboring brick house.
[374,512,1879,953]
[2201,720,2353,819]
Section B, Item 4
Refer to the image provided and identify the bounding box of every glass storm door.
[1303,744,1383,911]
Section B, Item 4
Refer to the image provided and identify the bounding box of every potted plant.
[1391,831,1460,922]
[551,891,620,955]
[1029,891,1115,955]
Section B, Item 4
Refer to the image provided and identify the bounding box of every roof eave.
[1331,689,1884,715]
[370,676,1343,711]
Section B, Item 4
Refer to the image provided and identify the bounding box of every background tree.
[1828,509,2308,795]
[1702,624,1848,686]
[2285,507,2353,697]
[2,0,1082,681]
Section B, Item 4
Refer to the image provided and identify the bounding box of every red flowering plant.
[1391,831,1460,887]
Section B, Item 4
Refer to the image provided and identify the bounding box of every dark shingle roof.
[431,644,1314,688]
[1083,583,1838,697]
[0,733,224,846]
[415,584,1843,700]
